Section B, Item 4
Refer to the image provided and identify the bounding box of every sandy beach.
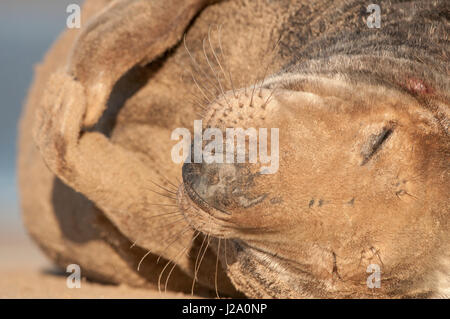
[0,225,190,299]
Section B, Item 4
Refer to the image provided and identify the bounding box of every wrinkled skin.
[19,0,449,298]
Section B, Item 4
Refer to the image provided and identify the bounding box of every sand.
[0,227,191,299]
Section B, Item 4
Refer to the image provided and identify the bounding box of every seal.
[179,76,449,298]
[19,0,449,298]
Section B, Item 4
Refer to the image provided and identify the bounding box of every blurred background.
[0,0,83,269]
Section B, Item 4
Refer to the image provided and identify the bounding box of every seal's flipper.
[33,0,213,276]
[67,0,212,127]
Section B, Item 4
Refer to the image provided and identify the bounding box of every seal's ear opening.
[360,123,396,166]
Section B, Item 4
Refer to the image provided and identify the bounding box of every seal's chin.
[177,183,232,238]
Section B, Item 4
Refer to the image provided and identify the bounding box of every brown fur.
[18,0,449,298]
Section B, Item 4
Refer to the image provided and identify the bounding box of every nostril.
[206,170,220,186]
[182,162,237,211]
[183,162,268,215]
[181,162,200,182]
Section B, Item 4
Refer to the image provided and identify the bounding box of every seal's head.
[178,75,449,298]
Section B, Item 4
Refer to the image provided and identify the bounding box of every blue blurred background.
[0,0,82,242]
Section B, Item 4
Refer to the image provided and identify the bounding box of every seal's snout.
[182,160,267,218]
[182,162,239,214]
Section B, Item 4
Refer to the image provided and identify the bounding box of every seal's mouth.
[177,181,233,238]
[182,177,215,216]
[181,161,239,215]
[181,161,221,216]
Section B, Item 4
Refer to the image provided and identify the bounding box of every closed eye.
[361,126,394,165]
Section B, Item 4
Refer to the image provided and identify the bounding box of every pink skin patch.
[404,77,434,95]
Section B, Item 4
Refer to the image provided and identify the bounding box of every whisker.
[243,34,257,97]
[259,34,282,95]
[191,205,215,295]
[404,191,419,200]
[157,225,193,264]
[191,231,209,295]
[261,86,278,108]
[210,25,232,97]
[217,24,237,98]
[135,224,191,272]
[250,34,281,105]
[160,175,180,190]
[159,243,189,294]
[190,100,208,112]
[146,211,180,220]
[131,211,184,251]
[188,95,209,111]
[196,111,204,119]
[204,35,231,109]
[137,249,153,272]
[147,189,177,200]
[146,203,178,207]
[149,180,177,195]
[215,238,221,299]
[192,234,211,296]
[208,26,231,105]
[191,71,213,104]
[150,217,187,231]
[184,35,220,97]
[163,230,203,293]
